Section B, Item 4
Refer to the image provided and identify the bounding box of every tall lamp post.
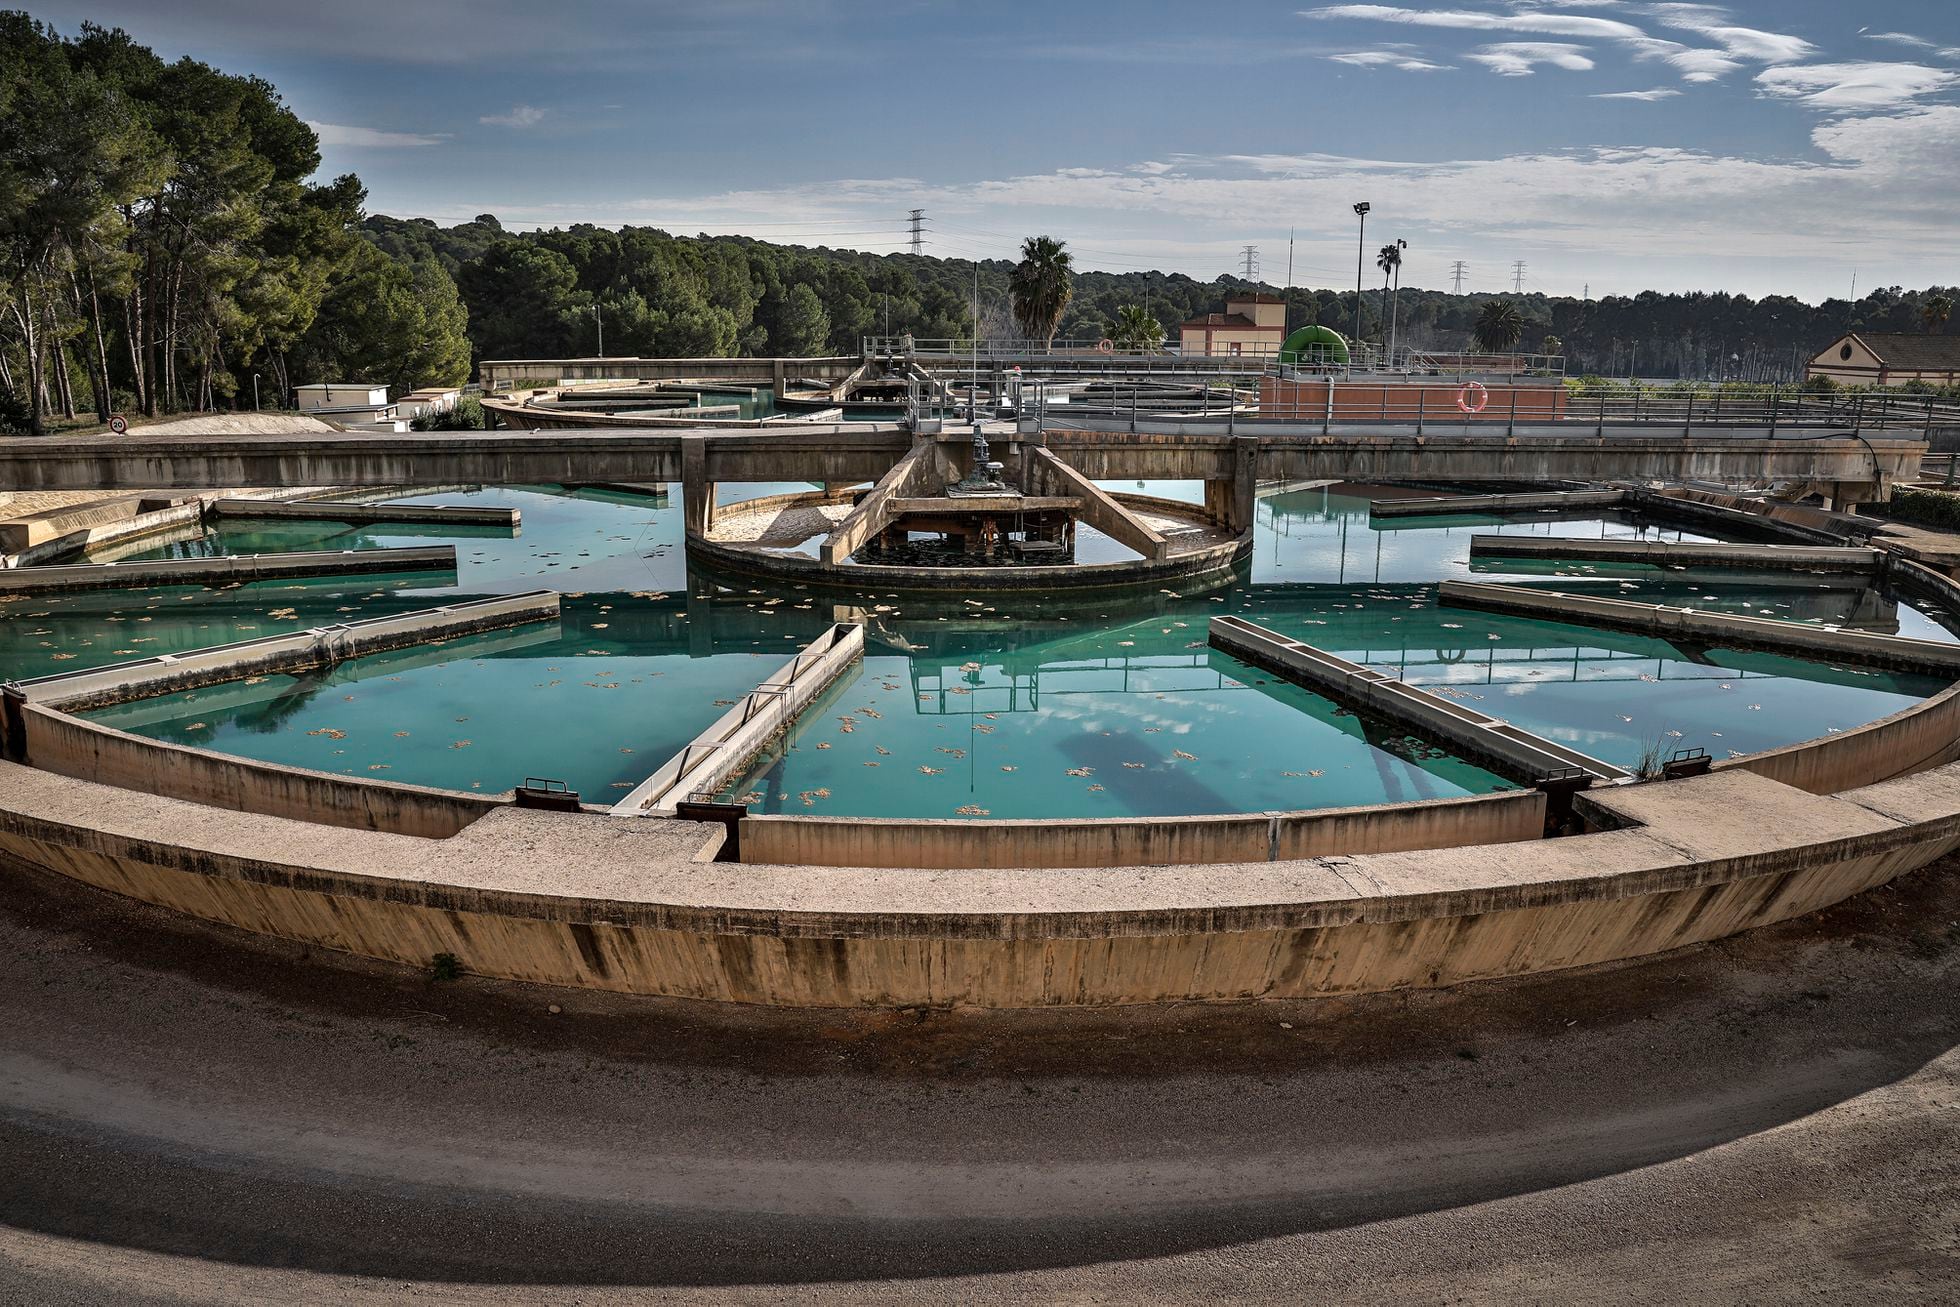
[592,303,604,358]
[1350,202,1370,360]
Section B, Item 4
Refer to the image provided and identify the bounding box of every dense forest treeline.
[4,15,1954,436]
[0,14,469,434]
[366,210,1954,383]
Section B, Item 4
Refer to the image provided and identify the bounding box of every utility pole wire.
[1511,260,1527,294]
[1240,245,1260,280]
[1450,260,1467,295]
[908,209,926,255]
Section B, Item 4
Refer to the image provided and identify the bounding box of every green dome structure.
[1278,325,1350,366]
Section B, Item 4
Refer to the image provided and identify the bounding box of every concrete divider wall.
[738,789,1546,868]
[614,623,866,815]
[1438,580,1960,675]
[1370,489,1629,519]
[5,501,204,566]
[209,499,519,528]
[10,592,562,712]
[0,545,458,593]
[1467,534,1882,573]
[18,702,501,838]
[1209,615,1630,782]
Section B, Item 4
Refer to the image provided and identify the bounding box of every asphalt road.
[2,851,1957,1305]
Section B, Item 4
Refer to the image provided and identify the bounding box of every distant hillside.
[363,214,1954,382]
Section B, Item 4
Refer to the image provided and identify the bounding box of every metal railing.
[864,336,1567,378]
[1004,378,1953,436]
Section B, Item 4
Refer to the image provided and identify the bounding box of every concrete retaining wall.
[1713,558,1960,793]
[2,759,1956,1006]
[17,702,500,837]
[739,789,1546,868]
[0,545,457,593]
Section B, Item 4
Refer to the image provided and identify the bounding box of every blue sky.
[25,1,1960,300]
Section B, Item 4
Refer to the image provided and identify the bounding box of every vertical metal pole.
[1507,386,1517,437]
[1416,387,1425,435]
[1597,388,1606,437]
[1684,392,1693,437]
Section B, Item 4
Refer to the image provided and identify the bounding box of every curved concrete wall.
[18,703,500,838]
[3,756,1957,1007]
[739,790,1545,869]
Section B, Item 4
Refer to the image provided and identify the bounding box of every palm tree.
[1107,303,1164,353]
[1924,294,1953,333]
[1375,243,1400,348]
[1473,299,1525,353]
[1009,236,1073,349]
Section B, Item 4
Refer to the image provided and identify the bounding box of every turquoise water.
[0,482,1947,815]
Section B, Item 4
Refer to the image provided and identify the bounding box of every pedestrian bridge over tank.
[0,422,1924,514]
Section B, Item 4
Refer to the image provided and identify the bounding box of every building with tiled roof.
[1808,332,1960,388]
[1180,293,1287,358]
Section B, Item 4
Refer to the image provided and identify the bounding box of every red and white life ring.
[1096,338,1114,353]
[1456,381,1490,414]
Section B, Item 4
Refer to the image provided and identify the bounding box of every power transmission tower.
[1450,260,1468,294]
[907,208,926,255]
[1511,260,1527,293]
[1240,245,1260,279]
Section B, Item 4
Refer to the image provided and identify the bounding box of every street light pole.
[1350,202,1370,360]
[593,303,604,358]
[252,373,260,412]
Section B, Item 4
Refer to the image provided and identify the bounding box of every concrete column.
[772,359,787,399]
[681,437,715,537]
[1209,436,1260,532]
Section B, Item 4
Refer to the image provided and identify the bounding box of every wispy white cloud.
[1861,31,1933,49]
[1646,4,1815,64]
[1305,5,1645,40]
[1327,48,1453,71]
[1756,62,1958,111]
[480,104,548,128]
[1305,3,1813,84]
[1861,30,1960,59]
[1466,41,1595,76]
[308,121,446,147]
[1592,87,1682,101]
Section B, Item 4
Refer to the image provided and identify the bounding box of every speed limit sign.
[108,414,128,434]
